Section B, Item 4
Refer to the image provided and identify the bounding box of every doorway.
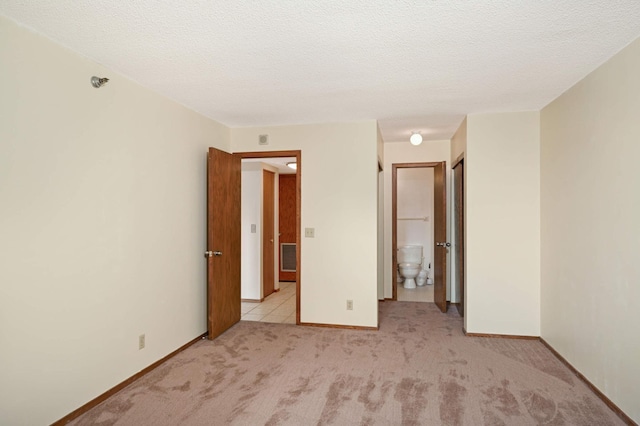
[236,151,301,325]
[453,157,464,317]
[392,162,448,312]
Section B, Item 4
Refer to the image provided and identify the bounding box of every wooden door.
[391,162,447,307]
[433,162,448,313]
[454,160,465,317]
[262,170,275,298]
[207,147,241,340]
[278,174,297,282]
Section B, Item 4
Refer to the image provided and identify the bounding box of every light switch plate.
[305,228,315,238]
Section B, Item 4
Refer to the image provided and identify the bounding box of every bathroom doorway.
[236,151,301,324]
[392,162,448,312]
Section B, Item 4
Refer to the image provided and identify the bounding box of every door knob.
[204,251,213,258]
[436,242,451,248]
[213,251,222,256]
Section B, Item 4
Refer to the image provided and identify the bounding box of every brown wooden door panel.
[278,174,297,282]
[433,162,447,313]
[262,170,275,297]
[207,147,241,340]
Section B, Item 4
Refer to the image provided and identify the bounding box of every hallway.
[241,282,296,324]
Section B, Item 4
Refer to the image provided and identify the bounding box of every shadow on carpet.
[69,302,623,425]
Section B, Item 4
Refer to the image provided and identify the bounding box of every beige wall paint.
[377,124,384,165]
[450,116,467,164]
[231,122,379,327]
[0,17,229,425]
[240,163,262,300]
[240,162,280,300]
[465,112,540,336]
[383,140,452,300]
[541,37,640,422]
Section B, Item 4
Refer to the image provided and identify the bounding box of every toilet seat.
[398,263,421,289]
[398,245,424,289]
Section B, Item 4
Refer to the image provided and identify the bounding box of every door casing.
[236,150,302,324]
[453,157,464,317]
[392,161,448,312]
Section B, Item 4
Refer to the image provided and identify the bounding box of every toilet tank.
[398,245,423,264]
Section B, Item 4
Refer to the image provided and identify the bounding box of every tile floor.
[241,281,296,324]
[397,282,434,303]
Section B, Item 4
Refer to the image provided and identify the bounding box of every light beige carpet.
[69,302,624,425]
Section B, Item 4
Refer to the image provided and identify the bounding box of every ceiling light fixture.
[410,132,423,146]
[286,162,297,170]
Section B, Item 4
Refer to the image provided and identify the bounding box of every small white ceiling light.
[286,162,297,170]
[410,132,423,146]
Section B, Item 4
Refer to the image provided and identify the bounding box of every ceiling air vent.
[258,134,269,145]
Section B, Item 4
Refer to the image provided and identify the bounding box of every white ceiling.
[243,157,297,175]
[2,1,640,142]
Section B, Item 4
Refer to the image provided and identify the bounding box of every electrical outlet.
[139,334,145,350]
[305,228,315,238]
[346,300,353,310]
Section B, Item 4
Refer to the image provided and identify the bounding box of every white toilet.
[398,245,423,289]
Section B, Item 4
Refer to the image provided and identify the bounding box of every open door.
[206,147,241,340]
[392,161,447,309]
[433,162,447,312]
[262,169,275,297]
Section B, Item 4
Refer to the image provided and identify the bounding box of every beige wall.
[240,162,280,300]
[541,37,640,422]
[377,124,384,165]
[0,16,229,425]
[240,163,262,300]
[231,122,379,328]
[465,112,540,336]
[383,140,452,299]
[450,116,467,164]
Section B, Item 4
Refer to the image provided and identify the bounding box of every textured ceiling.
[2,1,640,142]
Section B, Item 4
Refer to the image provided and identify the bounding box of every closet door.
[433,161,447,313]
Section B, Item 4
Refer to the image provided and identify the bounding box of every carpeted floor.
[69,302,624,425]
